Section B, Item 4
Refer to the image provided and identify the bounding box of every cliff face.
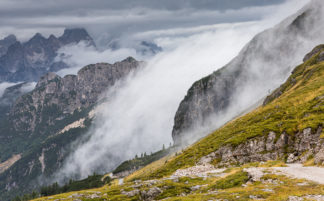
[36,43,324,201]
[138,43,324,182]
[0,28,95,82]
[172,0,324,145]
[10,57,141,134]
[0,57,142,200]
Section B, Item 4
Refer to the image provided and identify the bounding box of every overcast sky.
[0,0,286,43]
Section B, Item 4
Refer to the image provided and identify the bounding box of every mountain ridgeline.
[26,41,324,201]
[0,28,95,82]
[172,0,324,145]
[9,57,141,135]
[0,57,142,201]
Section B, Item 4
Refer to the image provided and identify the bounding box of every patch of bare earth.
[0,154,21,174]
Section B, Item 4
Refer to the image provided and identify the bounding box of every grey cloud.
[0,0,285,42]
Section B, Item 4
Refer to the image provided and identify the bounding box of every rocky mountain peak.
[2,34,17,44]
[0,34,17,57]
[59,28,95,46]
[122,56,137,63]
[36,72,61,88]
[29,33,45,41]
[0,27,96,82]
[48,34,58,41]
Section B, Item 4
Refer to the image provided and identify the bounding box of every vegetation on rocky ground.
[113,145,172,175]
[29,47,324,200]
[30,161,324,201]
[131,49,324,180]
[13,174,111,201]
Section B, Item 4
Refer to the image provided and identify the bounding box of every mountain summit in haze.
[0,28,95,82]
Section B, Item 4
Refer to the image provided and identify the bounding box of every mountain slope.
[0,57,142,201]
[137,45,324,180]
[0,28,95,82]
[172,0,324,145]
[30,44,324,201]
[0,82,35,121]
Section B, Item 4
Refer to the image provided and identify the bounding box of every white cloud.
[53,0,311,180]
[55,42,142,76]
[0,82,16,98]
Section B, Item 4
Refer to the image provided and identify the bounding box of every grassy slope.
[32,47,324,200]
[130,46,324,180]
[31,162,324,201]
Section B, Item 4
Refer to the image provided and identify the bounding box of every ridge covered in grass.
[131,46,324,180]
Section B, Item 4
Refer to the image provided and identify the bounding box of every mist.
[55,42,142,76]
[0,82,36,105]
[53,0,310,180]
[0,82,16,98]
[176,0,324,145]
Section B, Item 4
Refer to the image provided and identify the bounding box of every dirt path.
[272,164,324,184]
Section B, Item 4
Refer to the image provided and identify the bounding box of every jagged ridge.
[0,28,95,82]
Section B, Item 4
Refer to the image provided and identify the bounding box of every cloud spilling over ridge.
[54,0,310,180]
[173,0,323,145]
[0,82,16,98]
[55,42,140,76]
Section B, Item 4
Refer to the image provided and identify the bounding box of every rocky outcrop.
[140,187,163,201]
[0,28,95,82]
[172,0,324,145]
[199,127,324,166]
[10,57,141,134]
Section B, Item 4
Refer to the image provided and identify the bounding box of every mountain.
[107,39,162,56]
[172,0,324,145]
[137,41,163,56]
[0,28,95,82]
[0,82,35,121]
[27,43,324,201]
[0,57,142,200]
[0,35,17,57]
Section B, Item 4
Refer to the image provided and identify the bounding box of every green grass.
[133,47,324,180]
[31,46,324,201]
[32,166,324,201]
[209,170,248,190]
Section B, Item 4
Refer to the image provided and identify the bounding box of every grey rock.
[315,147,324,165]
[9,57,141,134]
[190,185,202,191]
[244,168,265,182]
[287,196,303,201]
[122,189,140,197]
[287,153,298,163]
[172,1,324,145]
[201,127,324,166]
[140,187,162,200]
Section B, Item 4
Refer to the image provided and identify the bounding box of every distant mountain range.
[0,57,142,200]
[0,28,95,82]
